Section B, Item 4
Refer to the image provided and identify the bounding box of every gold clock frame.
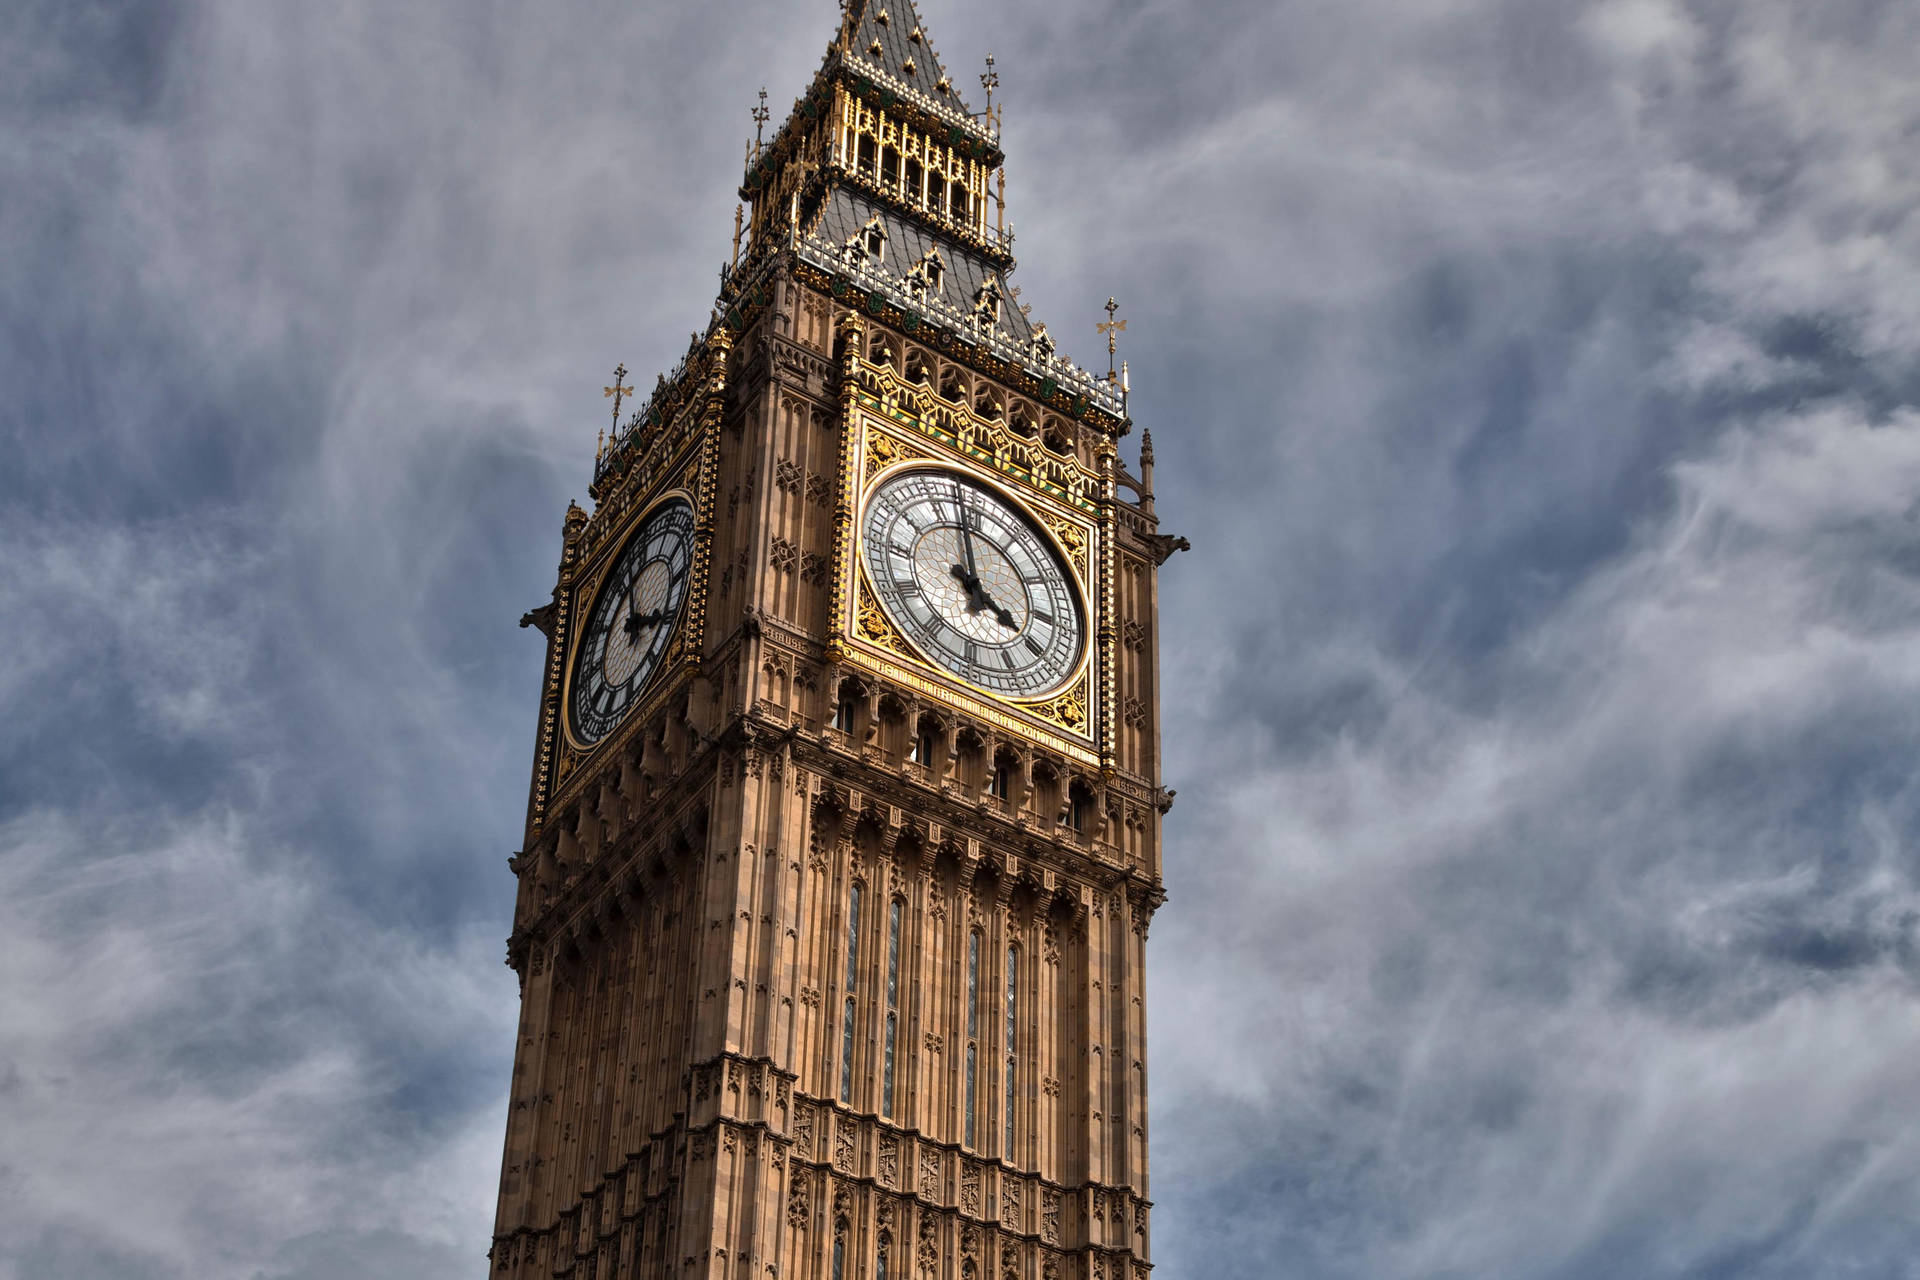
[558,486,698,754]
[841,421,1102,763]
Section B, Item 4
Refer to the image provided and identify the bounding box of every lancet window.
[841,881,863,1104]
[884,897,902,1118]
[964,929,980,1148]
[1005,946,1020,1153]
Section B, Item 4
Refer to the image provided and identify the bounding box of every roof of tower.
[805,187,1035,344]
[840,0,970,114]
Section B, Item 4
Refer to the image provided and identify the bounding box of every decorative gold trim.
[1015,676,1091,736]
[851,359,1098,513]
[847,450,1098,744]
[558,487,700,754]
[864,426,931,481]
[1034,508,1090,581]
[845,649,1101,766]
[854,577,918,660]
[679,326,731,668]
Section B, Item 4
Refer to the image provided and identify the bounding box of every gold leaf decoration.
[855,580,917,659]
[1037,512,1091,579]
[1019,678,1091,736]
[865,428,926,479]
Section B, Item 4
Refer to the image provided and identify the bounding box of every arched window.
[964,929,980,1148]
[884,898,902,1119]
[988,753,1012,801]
[1069,781,1094,834]
[832,1229,847,1280]
[1005,946,1019,1154]
[908,717,941,767]
[841,882,863,1104]
[877,1234,891,1280]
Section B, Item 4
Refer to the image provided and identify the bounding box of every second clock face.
[862,467,1085,699]
[570,497,694,746]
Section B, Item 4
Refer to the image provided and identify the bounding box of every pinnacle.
[840,0,969,114]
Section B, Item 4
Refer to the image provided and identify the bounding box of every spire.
[842,0,968,111]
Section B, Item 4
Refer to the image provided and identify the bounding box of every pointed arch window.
[883,897,902,1118]
[909,717,941,767]
[841,882,863,1104]
[1005,946,1019,1154]
[906,248,945,301]
[972,279,1003,326]
[964,929,980,1148]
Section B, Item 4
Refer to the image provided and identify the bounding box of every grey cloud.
[6,0,1920,1277]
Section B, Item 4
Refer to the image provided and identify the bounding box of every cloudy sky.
[7,0,1920,1276]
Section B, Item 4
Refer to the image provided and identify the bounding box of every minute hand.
[956,488,981,584]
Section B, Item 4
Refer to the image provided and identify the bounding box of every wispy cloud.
[5,0,1919,1276]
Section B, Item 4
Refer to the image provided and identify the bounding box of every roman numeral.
[1025,636,1045,656]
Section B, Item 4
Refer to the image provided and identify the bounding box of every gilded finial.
[603,363,633,433]
[980,53,998,118]
[1097,298,1127,384]
[751,87,770,159]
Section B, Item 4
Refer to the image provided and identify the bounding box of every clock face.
[862,468,1086,699]
[570,497,694,745]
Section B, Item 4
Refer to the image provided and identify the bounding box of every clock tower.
[491,6,1182,1279]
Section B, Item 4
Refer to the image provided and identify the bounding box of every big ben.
[491,4,1182,1278]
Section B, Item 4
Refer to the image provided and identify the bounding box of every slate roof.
[806,186,1035,345]
[843,0,970,116]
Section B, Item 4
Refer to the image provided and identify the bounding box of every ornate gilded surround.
[837,356,1108,766]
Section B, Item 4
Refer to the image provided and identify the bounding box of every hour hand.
[623,608,670,638]
[950,564,991,615]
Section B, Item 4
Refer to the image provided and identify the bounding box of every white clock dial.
[862,468,1085,699]
[570,498,694,745]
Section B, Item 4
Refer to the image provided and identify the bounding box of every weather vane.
[751,88,770,158]
[604,363,633,433]
[1097,298,1127,382]
[980,54,998,118]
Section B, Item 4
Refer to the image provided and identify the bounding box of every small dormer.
[905,246,946,299]
[845,213,888,265]
[972,278,1003,326]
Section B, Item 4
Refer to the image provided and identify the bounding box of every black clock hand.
[956,486,981,585]
[623,607,672,639]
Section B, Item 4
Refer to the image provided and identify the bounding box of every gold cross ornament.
[1097,298,1127,382]
[604,364,633,430]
